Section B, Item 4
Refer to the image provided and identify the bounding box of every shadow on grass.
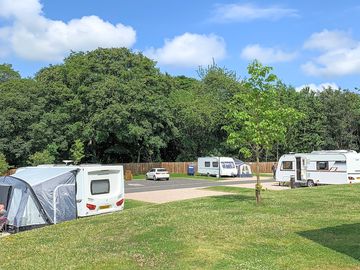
[298,223,360,261]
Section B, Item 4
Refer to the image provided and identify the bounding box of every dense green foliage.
[0,48,360,166]
[70,139,85,164]
[27,150,55,166]
[0,153,9,175]
[1,185,360,269]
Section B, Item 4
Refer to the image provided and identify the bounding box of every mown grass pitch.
[1,185,359,269]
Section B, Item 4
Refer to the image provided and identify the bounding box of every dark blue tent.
[233,159,252,177]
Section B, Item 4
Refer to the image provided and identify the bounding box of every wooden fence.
[3,161,275,176]
[123,161,275,175]
[123,162,197,175]
[247,162,275,174]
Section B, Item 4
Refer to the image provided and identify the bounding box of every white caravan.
[275,150,360,186]
[197,157,237,177]
[74,165,125,217]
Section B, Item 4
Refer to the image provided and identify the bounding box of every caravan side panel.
[275,155,295,183]
[197,157,219,176]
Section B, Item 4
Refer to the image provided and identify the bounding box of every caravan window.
[205,162,210,167]
[91,179,110,195]
[212,162,219,167]
[282,161,293,170]
[317,161,329,171]
[221,162,235,169]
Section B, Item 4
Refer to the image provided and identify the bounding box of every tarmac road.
[125,177,274,193]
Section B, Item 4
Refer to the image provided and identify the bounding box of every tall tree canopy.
[0,49,360,166]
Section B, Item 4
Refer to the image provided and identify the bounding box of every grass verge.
[1,185,359,269]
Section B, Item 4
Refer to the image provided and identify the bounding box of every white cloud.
[302,29,360,77]
[145,33,226,67]
[240,44,297,64]
[295,82,340,92]
[303,29,356,51]
[211,3,299,22]
[0,0,136,61]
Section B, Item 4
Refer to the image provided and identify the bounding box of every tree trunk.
[137,149,141,163]
[255,148,261,204]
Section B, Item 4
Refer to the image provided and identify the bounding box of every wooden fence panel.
[248,162,275,174]
[123,161,274,175]
[3,162,274,176]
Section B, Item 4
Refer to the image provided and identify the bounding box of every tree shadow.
[298,223,360,261]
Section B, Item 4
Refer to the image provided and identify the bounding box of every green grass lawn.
[1,185,360,269]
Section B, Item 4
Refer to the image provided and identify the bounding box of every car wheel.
[153,176,157,181]
[166,178,169,181]
[307,180,314,187]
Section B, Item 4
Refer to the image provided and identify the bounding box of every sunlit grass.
[1,185,360,269]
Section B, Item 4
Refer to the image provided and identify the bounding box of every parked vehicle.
[145,168,170,181]
[276,150,360,186]
[197,157,237,177]
[0,165,124,232]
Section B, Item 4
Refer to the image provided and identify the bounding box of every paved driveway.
[125,178,278,204]
[125,177,274,193]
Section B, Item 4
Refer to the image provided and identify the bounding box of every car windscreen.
[157,168,167,172]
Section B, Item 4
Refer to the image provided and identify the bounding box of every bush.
[27,150,55,166]
[0,153,9,175]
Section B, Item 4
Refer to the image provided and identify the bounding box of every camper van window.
[282,161,293,170]
[91,179,110,195]
[212,162,219,167]
[205,162,210,167]
[317,161,329,170]
[221,162,235,169]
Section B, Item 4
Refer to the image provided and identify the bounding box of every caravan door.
[295,156,307,182]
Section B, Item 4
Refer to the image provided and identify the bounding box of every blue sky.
[1,0,360,90]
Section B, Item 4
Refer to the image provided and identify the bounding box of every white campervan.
[197,157,237,177]
[276,150,360,186]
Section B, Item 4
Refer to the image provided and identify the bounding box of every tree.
[70,139,85,164]
[27,150,55,166]
[0,79,43,165]
[224,60,301,203]
[0,64,21,83]
[35,48,178,163]
[0,153,9,175]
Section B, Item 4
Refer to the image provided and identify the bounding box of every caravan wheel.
[307,180,314,187]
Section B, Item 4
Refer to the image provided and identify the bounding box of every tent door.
[0,185,12,209]
[53,184,76,224]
